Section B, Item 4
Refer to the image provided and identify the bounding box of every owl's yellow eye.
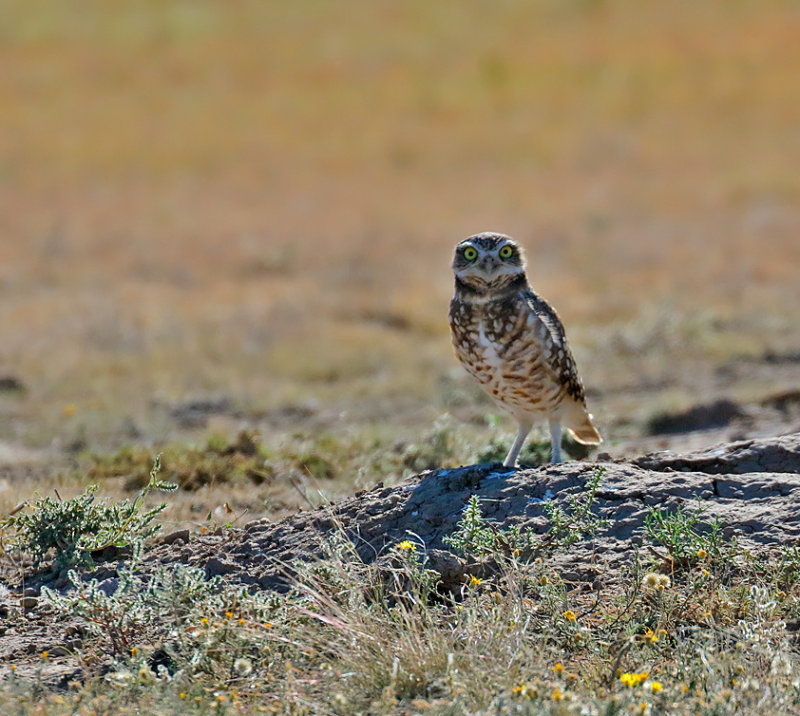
[462,246,478,261]
[499,245,514,259]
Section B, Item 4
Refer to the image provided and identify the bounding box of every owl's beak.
[478,255,498,273]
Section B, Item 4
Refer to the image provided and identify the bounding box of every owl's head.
[452,232,527,295]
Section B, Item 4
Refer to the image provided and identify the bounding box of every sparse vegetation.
[88,432,272,492]
[541,468,609,550]
[444,471,609,562]
[3,495,799,714]
[444,494,538,558]
[644,503,728,565]
[2,457,176,571]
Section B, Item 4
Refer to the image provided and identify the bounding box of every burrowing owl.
[449,232,601,466]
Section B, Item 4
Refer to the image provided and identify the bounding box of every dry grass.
[4,504,800,714]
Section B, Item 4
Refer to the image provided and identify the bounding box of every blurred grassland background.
[0,0,799,523]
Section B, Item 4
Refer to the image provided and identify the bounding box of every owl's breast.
[451,299,544,379]
[450,295,565,415]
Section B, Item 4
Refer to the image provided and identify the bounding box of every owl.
[449,232,601,466]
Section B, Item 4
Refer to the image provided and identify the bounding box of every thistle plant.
[644,503,726,563]
[541,468,609,550]
[4,455,177,570]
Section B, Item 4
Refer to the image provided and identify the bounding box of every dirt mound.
[141,432,800,590]
[645,398,749,434]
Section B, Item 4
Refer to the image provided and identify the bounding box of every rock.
[205,557,236,578]
[19,597,38,611]
[158,529,191,546]
[633,434,800,474]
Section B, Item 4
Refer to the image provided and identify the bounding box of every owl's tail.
[565,405,603,445]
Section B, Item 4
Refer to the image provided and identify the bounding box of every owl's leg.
[549,420,563,464]
[503,420,532,468]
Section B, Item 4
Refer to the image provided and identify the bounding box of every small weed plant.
[445,469,609,560]
[645,502,727,563]
[4,456,176,570]
[541,467,610,549]
[444,494,538,558]
[42,545,277,680]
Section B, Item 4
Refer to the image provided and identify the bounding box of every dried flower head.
[234,658,253,677]
[643,573,660,589]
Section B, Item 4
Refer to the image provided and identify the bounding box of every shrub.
[4,456,176,570]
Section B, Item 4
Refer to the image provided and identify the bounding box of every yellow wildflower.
[225,611,233,619]
[552,688,563,701]
[563,610,577,622]
[238,618,245,626]
[396,540,416,551]
[200,617,209,625]
[651,681,663,694]
[512,684,533,699]
[696,549,707,559]
[620,672,649,687]
[469,575,482,587]
[41,651,49,659]
[643,628,658,645]
[552,663,564,674]
[130,647,138,657]
[63,404,78,417]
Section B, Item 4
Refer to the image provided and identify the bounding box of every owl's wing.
[521,290,586,404]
